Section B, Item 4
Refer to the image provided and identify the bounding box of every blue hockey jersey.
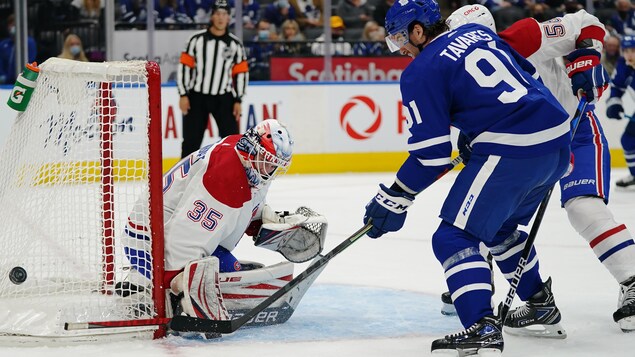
[396,23,570,193]
[609,57,635,100]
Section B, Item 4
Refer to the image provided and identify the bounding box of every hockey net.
[0,58,165,344]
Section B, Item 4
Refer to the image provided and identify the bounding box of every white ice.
[2,169,635,357]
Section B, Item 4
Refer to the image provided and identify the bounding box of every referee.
[177,0,249,158]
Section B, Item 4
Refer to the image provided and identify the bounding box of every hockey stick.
[498,98,587,326]
[169,222,373,333]
[169,155,465,334]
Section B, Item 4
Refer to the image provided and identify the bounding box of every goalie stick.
[498,98,587,326]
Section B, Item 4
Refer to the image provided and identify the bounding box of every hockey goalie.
[120,119,328,332]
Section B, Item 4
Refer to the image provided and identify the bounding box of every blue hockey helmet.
[384,0,442,52]
[622,35,635,49]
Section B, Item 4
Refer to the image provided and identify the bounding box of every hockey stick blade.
[169,223,373,334]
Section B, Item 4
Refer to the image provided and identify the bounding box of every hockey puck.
[9,266,27,285]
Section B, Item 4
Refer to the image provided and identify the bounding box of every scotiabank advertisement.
[270,57,412,81]
[0,82,627,168]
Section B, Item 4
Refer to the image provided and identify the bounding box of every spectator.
[118,0,153,23]
[372,0,394,27]
[336,0,372,29]
[183,0,214,23]
[492,0,525,30]
[157,0,193,23]
[240,0,261,29]
[277,19,306,55]
[0,14,37,85]
[289,0,323,29]
[603,35,621,75]
[608,0,635,36]
[311,15,353,56]
[353,20,386,56]
[248,20,277,80]
[58,33,89,62]
[254,18,278,41]
[562,0,583,14]
[263,0,297,28]
[71,0,104,21]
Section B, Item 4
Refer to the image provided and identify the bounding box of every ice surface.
[2,169,635,356]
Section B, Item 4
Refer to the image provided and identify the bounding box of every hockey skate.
[502,277,567,339]
[431,315,503,356]
[616,175,635,189]
[614,276,635,332]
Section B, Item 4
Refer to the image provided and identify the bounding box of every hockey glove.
[457,132,472,165]
[565,49,609,105]
[363,183,414,239]
[606,97,624,120]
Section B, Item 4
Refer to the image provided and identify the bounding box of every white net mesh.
[0,58,162,340]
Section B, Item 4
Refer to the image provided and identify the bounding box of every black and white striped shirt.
[177,29,248,100]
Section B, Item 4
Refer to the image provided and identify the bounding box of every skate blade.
[431,347,501,357]
[619,316,635,333]
[504,323,567,339]
[441,303,458,316]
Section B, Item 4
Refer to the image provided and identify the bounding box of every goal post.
[0,58,165,343]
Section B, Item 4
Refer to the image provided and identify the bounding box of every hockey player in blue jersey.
[447,5,635,335]
[362,0,571,354]
[606,35,635,189]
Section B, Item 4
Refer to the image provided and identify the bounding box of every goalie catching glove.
[254,206,328,263]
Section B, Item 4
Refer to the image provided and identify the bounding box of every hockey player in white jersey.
[447,5,635,334]
[120,119,328,328]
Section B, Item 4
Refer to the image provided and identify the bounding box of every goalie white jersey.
[498,10,606,117]
[125,135,268,278]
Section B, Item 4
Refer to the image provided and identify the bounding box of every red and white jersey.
[128,135,268,273]
[499,10,606,117]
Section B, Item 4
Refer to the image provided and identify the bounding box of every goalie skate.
[614,276,635,332]
[502,278,567,339]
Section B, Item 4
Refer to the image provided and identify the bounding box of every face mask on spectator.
[9,26,15,36]
[259,30,269,40]
[70,45,81,56]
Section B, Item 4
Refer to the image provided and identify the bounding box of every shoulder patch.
[202,136,252,209]
[499,18,542,58]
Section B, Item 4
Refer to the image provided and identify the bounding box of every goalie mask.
[236,119,293,187]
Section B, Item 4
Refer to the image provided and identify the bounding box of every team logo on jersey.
[339,96,382,140]
[222,46,234,60]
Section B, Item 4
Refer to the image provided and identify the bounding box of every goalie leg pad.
[220,261,294,311]
[171,256,229,320]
